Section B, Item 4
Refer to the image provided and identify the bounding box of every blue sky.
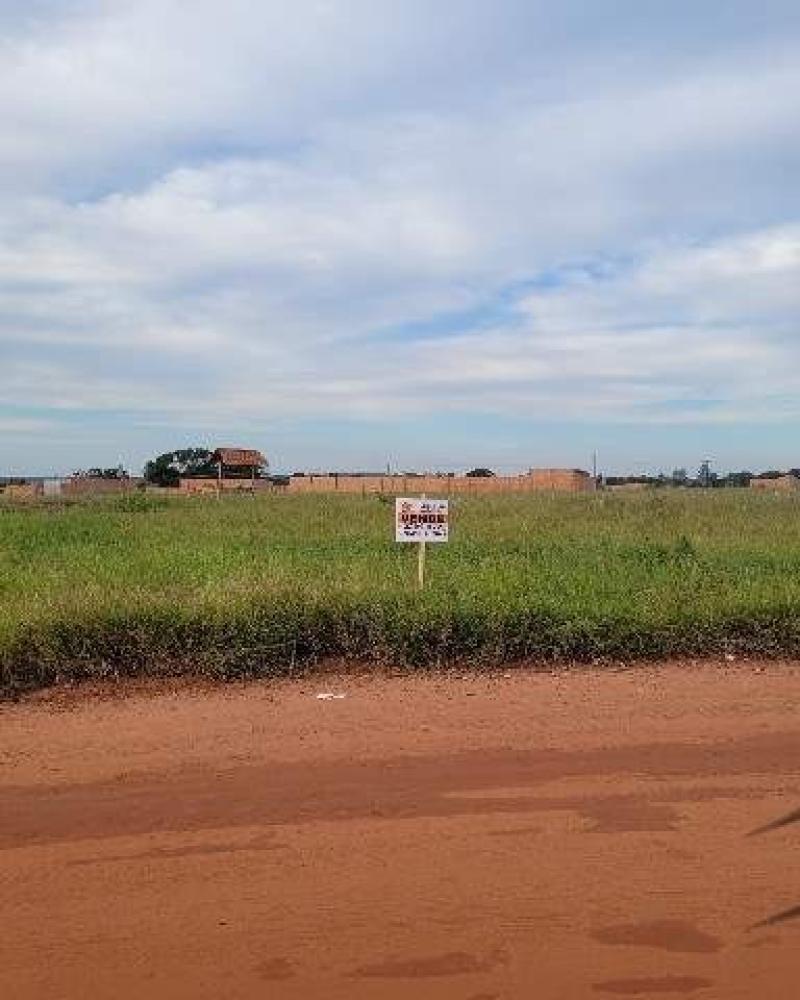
[1,1,799,476]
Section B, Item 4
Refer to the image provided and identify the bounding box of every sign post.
[395,496,449,590]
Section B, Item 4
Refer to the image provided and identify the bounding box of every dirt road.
[1,662,799,999]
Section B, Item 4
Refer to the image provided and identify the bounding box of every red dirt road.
[1,662,799,999]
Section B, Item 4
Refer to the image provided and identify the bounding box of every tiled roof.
[212,448,267,468]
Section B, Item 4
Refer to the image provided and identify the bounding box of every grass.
[3,489,800,693]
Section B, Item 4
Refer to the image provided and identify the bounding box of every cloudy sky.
[2,1,799,476]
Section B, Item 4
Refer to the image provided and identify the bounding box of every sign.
[395,497,449,543]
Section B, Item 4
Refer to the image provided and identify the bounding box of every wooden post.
[217,460,222,499]
[417,537,426,590]
[417,492,427,590]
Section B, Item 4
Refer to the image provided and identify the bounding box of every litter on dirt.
[315,692,346,700]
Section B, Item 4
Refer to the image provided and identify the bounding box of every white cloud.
[5,223,797,428]
[1,1,800,470]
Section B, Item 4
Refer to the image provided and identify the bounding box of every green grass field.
[3,489,800,692]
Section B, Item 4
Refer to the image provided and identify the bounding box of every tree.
[143,448,215,487]
[72,465,128,480]
[465,467,495,478]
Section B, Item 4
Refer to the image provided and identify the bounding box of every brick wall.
[0,483,41,501]
[179,478,271,494]
[750,476,800,492]
[61,478,132,497]
[287,470,594,496]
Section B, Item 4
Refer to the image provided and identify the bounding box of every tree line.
[604,462,800,489]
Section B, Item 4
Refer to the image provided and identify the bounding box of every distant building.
[211,448,268,477]
[178,446,269,494]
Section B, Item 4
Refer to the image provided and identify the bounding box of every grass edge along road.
[3,489,800,694]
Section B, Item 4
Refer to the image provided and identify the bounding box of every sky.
[1,1,799,477]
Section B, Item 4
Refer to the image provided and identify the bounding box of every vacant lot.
[3,490,800,691]
[1,663,798,999]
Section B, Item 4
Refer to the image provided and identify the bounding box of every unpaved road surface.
[1,662,799,999]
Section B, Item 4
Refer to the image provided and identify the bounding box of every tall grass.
[3,489,800,692]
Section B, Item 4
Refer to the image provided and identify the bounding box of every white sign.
[395,498,449,543]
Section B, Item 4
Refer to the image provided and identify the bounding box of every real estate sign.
[395,497,449,543]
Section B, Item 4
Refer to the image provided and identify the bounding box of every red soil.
[1,661,798,999]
